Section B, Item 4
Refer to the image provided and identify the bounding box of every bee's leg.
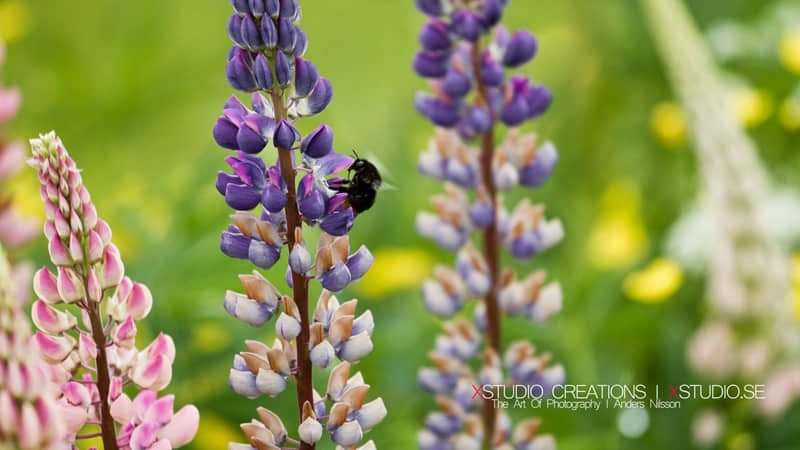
[328,176,349,191]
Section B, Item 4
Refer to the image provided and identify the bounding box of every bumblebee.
[336,152,382,213]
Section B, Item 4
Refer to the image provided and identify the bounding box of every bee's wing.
[364,151,398,191]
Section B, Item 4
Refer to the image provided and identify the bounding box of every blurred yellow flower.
[0,1,30,43]
[191,321,231,353]
[111,225,140,259]
[623,258,684,303]
[731,87,773,128]
[194,415,241,449]
[358,248,432,297]
[650,101,687,148]
[727,432,755,450]
[587,180,648,270]
[779,97,800,132]
[5,169,44,221]
[778,30,800,75]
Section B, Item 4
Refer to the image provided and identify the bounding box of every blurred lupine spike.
[213,2,384,448]
[412,0,563,448]
[0,245,67,449]
[25,132,198,449]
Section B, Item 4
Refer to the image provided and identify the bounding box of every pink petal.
[101,244,124,289]
[56,267,83,302]
[158,405,199,448]
[144,395,174,425]
[128,283,153,320]
[48,237,72,266]
[61,381,91,406]
[110,393,134,424]
[130,422,159,449]
[18,403,42,449]
[132,391,158,423]
[34,331,74,364]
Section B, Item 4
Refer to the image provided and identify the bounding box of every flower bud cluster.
[26,132,198,448]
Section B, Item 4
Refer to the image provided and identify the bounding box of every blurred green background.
[2,0,800,449]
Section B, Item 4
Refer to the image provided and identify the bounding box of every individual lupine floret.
[456,242,490,296]
[229,339,292,399]
[422,265,467,317]
[492,269,562,323]
[315,233,374,293]
[26,132,198,448]
[224,270,282,327]
[504,341,565,397]
[110,391,199,450]
[418,351,469,395]
[416,183,472,251]
[434,319,481,361]
[310,290,376,364]
[418,129,480,187]
[506,199,563,260]
[0,246,66,450]
[500,129,558,189]
[511,419,557,450]
[325,362,387,446]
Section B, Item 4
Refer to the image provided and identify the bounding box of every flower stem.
[471,41,501,450]
[87,302,119,450]
[271,92,315,450]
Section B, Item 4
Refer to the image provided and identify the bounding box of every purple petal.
[225,184,262,210]
[260,13,278,48]
[296,77,333,116]
[279,0,299,20]
[273,120,298,149]
[419,18,451,52]
[248,240,282,269]
[451,10,483,42]
[241,14,263,50]
[300,123,333,158]
[520,142,557,188]
[277,17,296,53]
[213,117,240,150]
[442,66,472,98]
[414,0,444,16]
[346,245,373,281]
[413,51,448,78]
[236,122,267,154]
[262,184,288,212]
[254,53,274,91]
[216,171,241,195]
[274,50,291,87]
[294,57,319,98]
[319,262,351,292]
[316,151,353,175]
[226,49,257,92]
[227,14,245,47]
[299,188,326,220]
[320,209,354,236]
[502,30,538,68]
[293,28,308,57]
[221,231,251,259]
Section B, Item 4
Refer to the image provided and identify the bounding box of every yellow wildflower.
[778,30,800,75]
[194,415,241,449]
[358,248,432,298]
[731,87,773,128]
[623,258,684,303]
[793,253,800,321]
[191,321,230,353]
[779,97,800,132]
[650,101,687,148]
[0,1,30,43]
[587,180,648,270]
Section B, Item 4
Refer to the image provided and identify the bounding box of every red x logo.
[668,384,682,399]
[471,384,484,399]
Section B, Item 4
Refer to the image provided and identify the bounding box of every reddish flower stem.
[471,41,501,450]
[272,92,315,450]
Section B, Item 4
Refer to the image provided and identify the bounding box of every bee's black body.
[337,156,382,213]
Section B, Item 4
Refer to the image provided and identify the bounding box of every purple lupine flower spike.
[412,0,563,448]
[213,2,385,448]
